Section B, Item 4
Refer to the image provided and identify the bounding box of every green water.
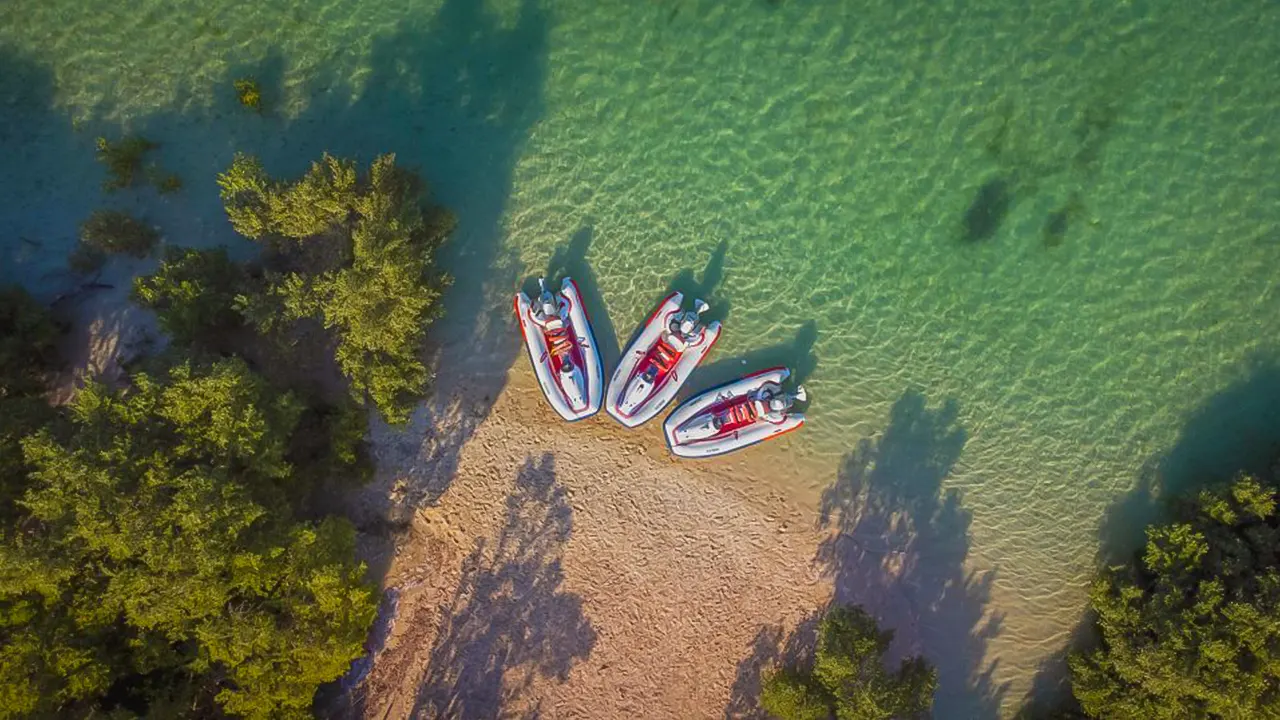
[3,0,1280,715]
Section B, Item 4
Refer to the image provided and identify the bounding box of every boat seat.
[547,326,573,357]
[651,339,678,372]
[730,401,759,425]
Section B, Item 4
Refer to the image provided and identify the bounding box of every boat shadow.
[683,320,817,399]
[607,239,730,360]
[665,238,731,327]
[545,225,622,372]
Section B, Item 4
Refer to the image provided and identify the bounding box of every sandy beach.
[45,270,1012,718]
[50,277,1010,718]
[308,300,1012,718]
[336,362,837,719]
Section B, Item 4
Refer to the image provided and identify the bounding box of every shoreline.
[44,279,1031,718]
[344,365,839,719]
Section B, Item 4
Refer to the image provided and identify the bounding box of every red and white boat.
[605,292,721,427]
[663,366,806,458]
[514,278,603,422]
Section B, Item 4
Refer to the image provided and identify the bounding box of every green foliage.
[235,77,262,112]
[288,399,372,487]
[0,287,59,399]
[318,255,436,425]
[1070,475,1280,719]
[0,359,377,718]
[271,154,358,239]
[761,669,832,720]
[95,135,157,191]
[761,606,938,720]
[133,246,246,347]
[220,152,453,423]
[147,163,183,194]
[79,209,159,258]
[66,243,106,275]
[217,153,275,240]
[218,152,357,240]
[0,287,59,515]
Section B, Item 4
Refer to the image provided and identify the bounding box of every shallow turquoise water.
[3,0,1280,715]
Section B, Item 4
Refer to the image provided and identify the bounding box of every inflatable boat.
[515,278,604,422]
[663,366,806,458]
[605,292,721,427]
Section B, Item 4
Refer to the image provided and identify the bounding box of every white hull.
[515,278,604,421]
[605,291,722,428]
[663,367,804,458]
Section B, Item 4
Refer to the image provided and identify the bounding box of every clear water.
[4,0,1280,715]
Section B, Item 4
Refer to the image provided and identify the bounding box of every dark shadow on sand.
[410,454,596,719]
[726,390,1006,719]
[723,613,821,720]
[547,225,622,372]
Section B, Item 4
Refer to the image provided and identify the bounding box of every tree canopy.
[0,148,453,717]
[0,287,60,515]
[761,605,937,720]
[1070,474,1280,719]
[0,359,376,718]
[132,246,247,349]
[217,152,453,424]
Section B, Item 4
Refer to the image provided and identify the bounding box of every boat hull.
[605,291,722,428]
[515,278,604,421]
[663,366,804,458]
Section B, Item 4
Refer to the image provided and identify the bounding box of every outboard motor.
[537,278,559,320]
[682,299,710,340]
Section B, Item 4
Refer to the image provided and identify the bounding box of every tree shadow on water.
[1097,362,1280,564]
[411,454,596,719]
[300,0,553,508]
[1015,363,1280,716]
[728,391,1006,718]
[5,0,554,510]
[0,45,100,293]
[816,391,1006,718]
